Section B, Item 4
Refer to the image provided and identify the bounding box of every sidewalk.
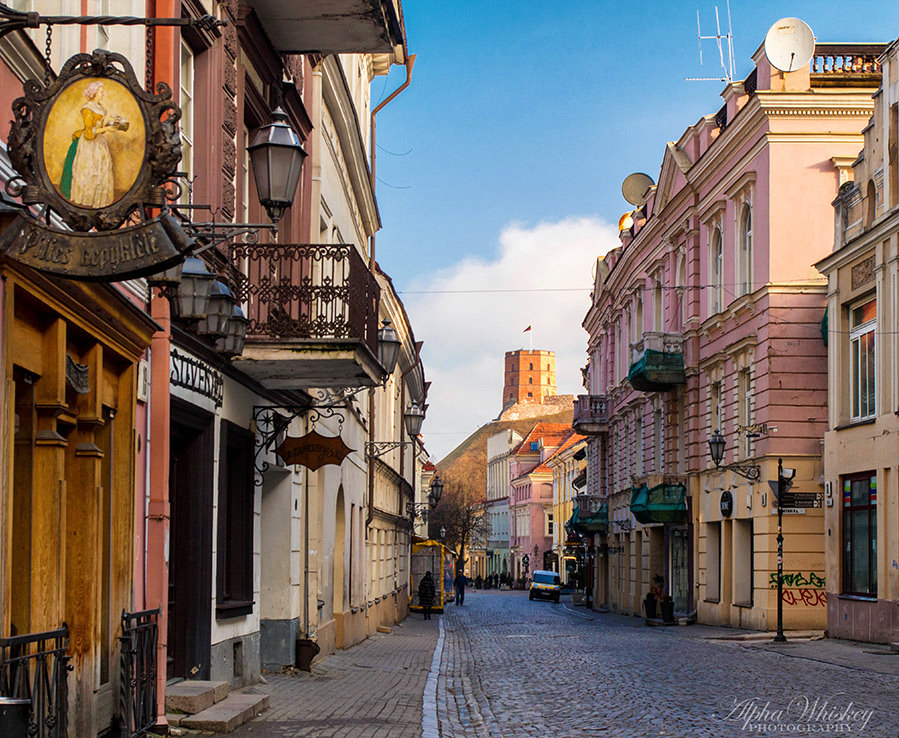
[219,615,439,738]
[569,601,899,677]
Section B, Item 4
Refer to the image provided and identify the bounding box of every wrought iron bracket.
[0,4,225,42]
[736,423,768,438]
[406,502,430,521]
[612,519,633,532]
[365,440,413,461]
[715,462,761,482]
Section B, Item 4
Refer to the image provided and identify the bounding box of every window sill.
[216,600,254,619]
[837,594,877,602]
[733,601,753,609]
[704,598,721,604]
[833,418,876,431]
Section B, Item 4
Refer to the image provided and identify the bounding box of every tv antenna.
[686,1,736,83]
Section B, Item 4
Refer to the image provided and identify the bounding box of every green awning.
[630,483,687,524]
[627,349,685,392]
[568,500,608,534]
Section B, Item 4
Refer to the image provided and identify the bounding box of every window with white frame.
[849,298,876,421]
[653,279,663,330]
[738,205,753,296]
[710,226,724,314]
[546,511,554,537]
[737,368,752,458]
[635,416,643,477]
[654,408,663,469]
[179,40,195,203]
[710,380,724,435]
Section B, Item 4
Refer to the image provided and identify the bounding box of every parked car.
[529,570,561,602]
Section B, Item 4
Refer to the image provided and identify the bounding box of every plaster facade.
[583,35,884,631]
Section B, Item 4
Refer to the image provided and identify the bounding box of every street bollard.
[0,696,31,738]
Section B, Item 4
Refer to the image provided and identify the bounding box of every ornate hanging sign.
[275,431,354,472]
[1,49,190,280]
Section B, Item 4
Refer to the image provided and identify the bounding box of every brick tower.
[503,350,557,407]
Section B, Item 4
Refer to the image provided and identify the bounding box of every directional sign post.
[779,492,822,509]
[773,459,796,643]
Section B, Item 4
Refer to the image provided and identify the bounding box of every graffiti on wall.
[769,571,827,607]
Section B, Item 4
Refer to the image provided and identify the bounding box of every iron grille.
[226,242,380,354]
[0,626,70,738]
[119,609,159,738]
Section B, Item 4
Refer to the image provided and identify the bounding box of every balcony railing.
[227,243,379,354]
[572,395,610,435]
[811,43,885,87]
[0,626,70,738]
[119,609,159,738]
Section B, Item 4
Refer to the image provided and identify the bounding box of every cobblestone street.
[223,590,899,738]
[435,591,899,738]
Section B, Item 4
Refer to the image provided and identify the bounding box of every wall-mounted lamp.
[708,429,761,481]
[366,402,426,460]
[407,474,444,520]
[248,107,307,224]
[377,319,401,377]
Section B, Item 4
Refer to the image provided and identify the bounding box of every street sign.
[778,492,823,508]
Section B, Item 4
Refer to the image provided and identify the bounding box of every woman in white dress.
[61,81,126,208]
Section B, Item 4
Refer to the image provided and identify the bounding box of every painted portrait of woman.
[44,77,145,210]
[59,81,129,208]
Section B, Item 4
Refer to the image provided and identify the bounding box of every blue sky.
[367,3,899,461]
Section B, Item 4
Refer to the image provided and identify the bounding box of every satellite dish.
[764,18,815,73]
[621,173,655,207]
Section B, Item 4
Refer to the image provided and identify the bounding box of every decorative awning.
[629,483,687,525]
[627,349,685,392]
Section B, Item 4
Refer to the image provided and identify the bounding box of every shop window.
[706,522,721,602]
[216,421,255,617]
[733,519,753,606]
[849,298,876,421]
[842,472,877,597]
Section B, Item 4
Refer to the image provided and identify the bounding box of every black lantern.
[248,107,307,224]
[429,475,443,507]
[377,319,401,376]
[440,525,446,540]
[403,402,425,437]
[177,256,215,320]
[217,303,249,357]
[197,280,234,337]
[708,429,726,467]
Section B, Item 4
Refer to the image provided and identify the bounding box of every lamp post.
[774,458,796,643]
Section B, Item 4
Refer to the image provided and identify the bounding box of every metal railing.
[572,394,610,432]
[119,609,159,738]
[0,626,70,738]
[227,242,380,354]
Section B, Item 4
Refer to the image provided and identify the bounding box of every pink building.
[509,423,573,580]
[578,33,885,630]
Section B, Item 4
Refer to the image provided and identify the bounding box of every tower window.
[529,363,533,370]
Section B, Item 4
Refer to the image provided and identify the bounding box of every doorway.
[670,527,690,613]
[167,400,214,679]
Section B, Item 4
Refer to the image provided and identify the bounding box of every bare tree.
[427,476,487,570]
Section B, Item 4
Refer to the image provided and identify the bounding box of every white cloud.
[403,216,620,462]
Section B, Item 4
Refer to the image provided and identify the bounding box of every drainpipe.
[368,54,415,272]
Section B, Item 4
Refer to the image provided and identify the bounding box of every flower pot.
[643,598,658,619]
[660,599,675,623]
[295,638,320,672]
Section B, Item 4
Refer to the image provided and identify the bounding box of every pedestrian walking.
[454,569,467,606]
[418,571,436,620]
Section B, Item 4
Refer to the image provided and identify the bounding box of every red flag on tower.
[523,325,531,332]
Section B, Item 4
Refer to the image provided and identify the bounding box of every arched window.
[739,206,752,296]
[653,280,663,330]
[711,227,724,314]
[528,377,533,384]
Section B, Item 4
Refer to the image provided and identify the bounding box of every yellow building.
[816,37,899,643]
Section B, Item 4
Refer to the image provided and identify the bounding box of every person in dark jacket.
[418,571,436,620]
[454,570,467,605]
